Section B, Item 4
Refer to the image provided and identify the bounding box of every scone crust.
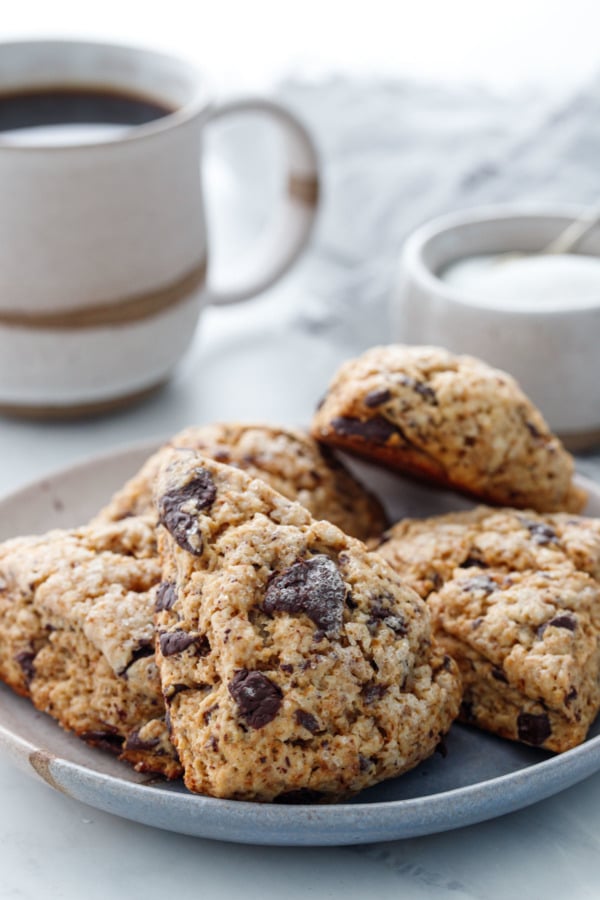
[378,507,600,750]
[0,519,181,778]
[94,422,387,542]
[154,449,461,801]
[311,345,585,514]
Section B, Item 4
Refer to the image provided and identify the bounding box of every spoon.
[495,203,600,263]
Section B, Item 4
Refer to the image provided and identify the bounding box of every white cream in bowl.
[441,253,600,311]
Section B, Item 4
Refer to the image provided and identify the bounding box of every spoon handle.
[543,204,600,255]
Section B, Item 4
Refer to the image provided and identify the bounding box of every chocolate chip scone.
[0,519,181,778]
[311,345,585,513]
[377,507,600,751]
[94,422,387,543]
[153,449,461,802]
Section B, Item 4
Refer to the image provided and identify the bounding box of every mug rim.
[402,202,600,318]
[0,38,212,152]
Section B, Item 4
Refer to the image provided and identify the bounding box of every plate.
[0,442,599,846]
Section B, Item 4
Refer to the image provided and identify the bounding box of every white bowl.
[393,205,600,448]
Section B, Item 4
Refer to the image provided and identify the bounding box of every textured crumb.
[311,345,585,514]
[153,449,461,801]
[378,506,600,751]
[94,421,387,542]
[0,519,181,778]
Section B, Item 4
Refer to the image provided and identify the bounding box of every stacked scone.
[0,346,597,802]
[312,345,597,753]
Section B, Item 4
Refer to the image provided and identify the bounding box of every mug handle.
[202,98,319,306]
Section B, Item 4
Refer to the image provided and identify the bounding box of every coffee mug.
[393,204,600,449]
[0,40,320,416]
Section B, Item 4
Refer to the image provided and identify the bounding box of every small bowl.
[393,204,600,449]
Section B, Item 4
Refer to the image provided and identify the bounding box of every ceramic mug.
[0,40,320,416]
[393,204,600,449]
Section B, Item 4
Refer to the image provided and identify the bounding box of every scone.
[0,518,181,778]
[153,449,461,802]
[94,422,387,542]
[311,345,585,514]
[378,507,600,751]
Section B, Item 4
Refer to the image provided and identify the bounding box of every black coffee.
[0,86,174,142]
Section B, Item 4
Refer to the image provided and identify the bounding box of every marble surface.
[3,74,600,898]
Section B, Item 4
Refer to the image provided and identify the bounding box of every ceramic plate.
[0,442,599,846]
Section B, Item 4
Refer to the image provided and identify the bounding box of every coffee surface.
[0,86,173,142]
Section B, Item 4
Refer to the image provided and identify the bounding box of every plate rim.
[0,442,599,845]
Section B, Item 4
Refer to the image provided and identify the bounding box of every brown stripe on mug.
[288,173,319,207]
[0,259,207,330]
[0,380,167,420]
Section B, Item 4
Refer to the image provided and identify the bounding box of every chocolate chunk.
[361,682,387,704]
[228,669,282,729]
[398,374,437,403]
[330,415,399,444]
[430,571,443,590]
[346,592,357,610]
[203,703,219,724]
[119,641,154,677]
[280,663,294,674]
[124,729,160,751]
[368,602,407,635]
[461,575,497,594]
[14,650,36,684]
[459,555,489,569]
[364,388,392,408]
[565,687,578,704]
[157,467,216,555]
[520,519,559,546]
[537,614,577,639]
[159,630,199,657]
[526,421,543,439]
[517,712,551,746]
[264,555,346,636]
[155,581,177,612]
[80,730,124,754]
[295,709,319,733]
[165,682,192,700]
[359,754,374,771]
[548,614,577,631]
[491,666,508,683]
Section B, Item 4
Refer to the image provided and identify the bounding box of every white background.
[1,0,599,93]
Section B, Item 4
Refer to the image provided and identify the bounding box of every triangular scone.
[94,422,387,543]
[153,449,461,802]
[0,519,181,778]
[311,345,586,513]
[378,507,600,751]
